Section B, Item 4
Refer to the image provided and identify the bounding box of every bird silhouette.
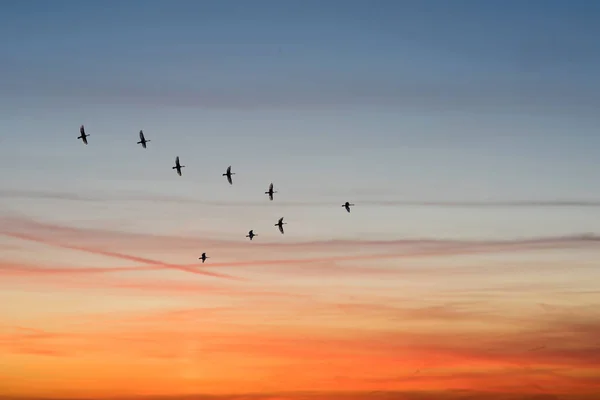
[342,201,355,213]
[265,183,277,201]
[173,156,185,176]
[77,125,89,145]
[198,252,209,263]
[137,130,150,148]
[246,230,257,240]
[223,165,235,185]
[275,217,287,234]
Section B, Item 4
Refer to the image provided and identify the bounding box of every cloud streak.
[4,69,600,116]
[3,188,600,209]
[0,261,161,276]
[1,216,599,282]
[3,215,598,250]
[1,230,245,281]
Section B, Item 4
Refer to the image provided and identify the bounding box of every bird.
[246,230,257,240]
[173,156,185,176]
[198,252,209,263]
[223,165,235,185]
[137,130,150,148]
[275,217,287,234]
[342,201,355,213]
[265,182,277,201]
[78,125,89,145]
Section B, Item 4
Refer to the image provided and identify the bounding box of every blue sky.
[1,0,599,244]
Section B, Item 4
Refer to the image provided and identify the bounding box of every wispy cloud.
[2,233,244,281]
[0,261,161,276]
[3,215,598,251]
[5,69,600,116]
[0,222,245,281]
[3,188,600,209]
[0,268,303,302]
[1,216,598,282]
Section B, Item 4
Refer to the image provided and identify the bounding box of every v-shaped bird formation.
[77,125,355,264]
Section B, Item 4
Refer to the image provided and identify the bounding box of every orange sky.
[1,215,600,400]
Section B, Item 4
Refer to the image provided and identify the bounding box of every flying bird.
[265,183,277,201]
[198,252,209,263]
[275,217,287,234]
[78,125,89,145]
[173,156,185,176]
[246,230,257,240]
[137,130,150,148]
[342,201,355,213]
[223,165,235,185]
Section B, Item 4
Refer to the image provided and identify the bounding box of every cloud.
[0,261,161,276]
[102,279,306,299]
[3,188,600,209]
[3,68,600,116]
[3,215,598,253]
[0,269,304,302]
[0,189,195,205]
[1,215,598,284]
[1,230,245,281]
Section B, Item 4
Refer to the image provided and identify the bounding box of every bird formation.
[77,124,355,264]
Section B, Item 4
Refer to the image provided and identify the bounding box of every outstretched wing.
[80,125,85,135]
[278,217,284,224]
[269,183,273,191]
[82,136,88,145]
[278,224,284,234]
[139,130,145,141]
[227,165,231,174]
[176,156,180,166]
[269,192,273,201]
[227,174,232,185]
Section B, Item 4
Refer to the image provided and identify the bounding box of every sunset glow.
[1,1,600,399]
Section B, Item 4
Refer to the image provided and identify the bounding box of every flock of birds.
[78,125,356,263]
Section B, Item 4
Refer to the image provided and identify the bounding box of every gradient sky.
[1,1,600,399]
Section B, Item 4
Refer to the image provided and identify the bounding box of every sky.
[1,0,600,399]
